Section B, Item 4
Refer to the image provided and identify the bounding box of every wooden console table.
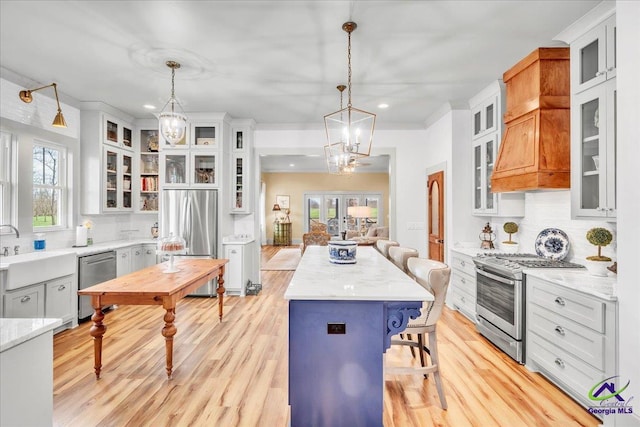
[78,258,227,379]
[273,221,292,246]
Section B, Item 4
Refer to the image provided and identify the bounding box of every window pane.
[33,145,60,186]
[33,188,61,226]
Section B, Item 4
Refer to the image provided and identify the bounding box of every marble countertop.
[222,236,255,245]
[525,269,617,301]
[0,239,158,270]
[450,244,499,258]
[0,318,62,352]
[284,246,434,302]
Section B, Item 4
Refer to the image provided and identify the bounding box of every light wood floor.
[52,246,600,427]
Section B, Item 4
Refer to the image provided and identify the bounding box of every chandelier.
[324,21,376,174]
[159,60,187,146]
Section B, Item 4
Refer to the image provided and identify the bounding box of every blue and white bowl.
[328,240,357,264]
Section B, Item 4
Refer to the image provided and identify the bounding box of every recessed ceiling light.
[378,103,389,109]
[143,104,156,110]
[289,163,295,167]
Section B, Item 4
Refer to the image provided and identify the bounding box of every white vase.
[584,259,610,277]
[501,242,519,253]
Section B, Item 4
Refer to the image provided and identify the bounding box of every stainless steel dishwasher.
[78,251,117,320]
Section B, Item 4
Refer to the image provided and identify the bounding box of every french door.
[304,192,382,237]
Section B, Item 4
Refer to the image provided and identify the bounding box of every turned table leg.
[217,267,225,321]
[89,308,106,379]
[161,308,177,379]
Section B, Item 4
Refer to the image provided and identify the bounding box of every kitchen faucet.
[0,224,20,238]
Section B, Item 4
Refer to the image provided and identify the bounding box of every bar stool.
[388,246,419,276]
[387,257,451,409]
[375,239,399,259]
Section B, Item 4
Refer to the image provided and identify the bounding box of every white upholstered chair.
[375,239,399,259]
[388,246,419,276]
[387,257,451,409]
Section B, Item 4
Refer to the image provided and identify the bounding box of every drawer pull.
[554,326,565,336]
[230,250,237,254]
[58,285,66,291]
[460,260,466,267]
[461,296,465,303]
[146,250,153,254]
[460,277,466,284]
[21,295,31,303]
[135,251,141,255]
[554,358,566,369]
[554,297,566,306]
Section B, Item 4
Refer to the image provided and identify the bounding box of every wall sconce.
[19,82,67,128]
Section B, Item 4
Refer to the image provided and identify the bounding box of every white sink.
[0,251,76,290]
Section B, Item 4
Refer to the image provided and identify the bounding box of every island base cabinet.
[0,330,54,427]
[289,300,384,427]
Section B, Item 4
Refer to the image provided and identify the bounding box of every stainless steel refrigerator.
[160,189,218,296]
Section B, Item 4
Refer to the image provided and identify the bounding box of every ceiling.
[0,1,599,172]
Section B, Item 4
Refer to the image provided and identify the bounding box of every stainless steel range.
[473,253,584,364]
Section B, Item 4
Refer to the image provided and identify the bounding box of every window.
[303,192,383,237]
[33,140,67,229]
[0,131,14,225]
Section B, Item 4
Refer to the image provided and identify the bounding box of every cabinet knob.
[554,326,565,336]
[146,250,153,254]
[461,296,465,303]
[554,297,566,306]
[606,67,614,72]
[20,295,31,303]
[460,277,466,284]
[135,251,141,255]
[122,253,128,258]
[58,285,66,291]
[554,358,566,369]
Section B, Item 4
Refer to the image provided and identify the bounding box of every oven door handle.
[476,268,517,286]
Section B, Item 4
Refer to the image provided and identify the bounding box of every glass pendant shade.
[159,101,187,146]
[159,61,187,146]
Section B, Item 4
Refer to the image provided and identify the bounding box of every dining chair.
[375,239,399,259]
[387,257,451,409]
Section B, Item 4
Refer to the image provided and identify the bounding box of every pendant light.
[325,85,356,175]
[159,60,187,146]
[324,21,375,169]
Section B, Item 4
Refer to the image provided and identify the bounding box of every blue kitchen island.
[284,246,433,427]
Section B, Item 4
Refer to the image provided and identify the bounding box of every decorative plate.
[535,228,570,260]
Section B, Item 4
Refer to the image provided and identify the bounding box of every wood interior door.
[428,171,444,262]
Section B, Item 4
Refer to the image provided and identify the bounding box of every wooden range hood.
[491,48,570,192]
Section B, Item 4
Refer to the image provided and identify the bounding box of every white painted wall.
[615,1,640,425]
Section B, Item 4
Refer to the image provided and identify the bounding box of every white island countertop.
[285,246,434,302]
[0,318,62,352]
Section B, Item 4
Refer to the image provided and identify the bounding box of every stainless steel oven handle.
[476,268,517,286]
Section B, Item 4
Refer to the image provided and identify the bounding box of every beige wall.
[262,172,390,243]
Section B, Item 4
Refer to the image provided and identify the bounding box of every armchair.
[300,222,331,254]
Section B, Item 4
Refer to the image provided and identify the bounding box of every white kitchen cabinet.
[448,250,476,322]
[143,244,158,268]
[3,284,45,318]
[45,275,74,324]
[571,75,616,220]
[103,113,133,151]
[116,248,132,277]
[526,276,617,416]
[161,152,219,188]
[223,241,255,296]
[130,245,144,272]
[570,14,616,94]
[230,126,252,213]
[137,128,159,213]
[81,107,135,214]
[469,81,524,217]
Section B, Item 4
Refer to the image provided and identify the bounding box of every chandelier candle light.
[159,60,187,146]
[324,21,376,174]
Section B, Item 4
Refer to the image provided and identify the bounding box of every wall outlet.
[327,323,346,334]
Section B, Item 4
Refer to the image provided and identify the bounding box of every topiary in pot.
[503,222,519,244]
[586,227,613,261]
[501,222,519,252]
[585,227,613,276]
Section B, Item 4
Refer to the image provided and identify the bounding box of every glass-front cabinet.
[138,129,159,212]
[473,135,498,214]
[471,95,498,140]
[103,147,132,211]
[103,114,133,150]
[571,14,616,94]
[571,78,616,218]
[161,153,187,187]
[160,152,218,188]
[191,153,218,186]
[231,126,251,213]
[190,123,218,149]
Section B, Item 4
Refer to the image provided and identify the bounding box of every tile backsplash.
[492,191,616,263]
